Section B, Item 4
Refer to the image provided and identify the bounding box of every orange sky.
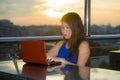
[0,0,120,26]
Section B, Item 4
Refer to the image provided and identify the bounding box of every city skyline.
[0,0,120,26]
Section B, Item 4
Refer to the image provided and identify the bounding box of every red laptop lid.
[21,40,47,64]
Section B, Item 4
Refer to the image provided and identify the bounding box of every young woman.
[47,12,90,67]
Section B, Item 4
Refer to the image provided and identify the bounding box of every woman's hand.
[47,56,76,66]
[47,56,65,64]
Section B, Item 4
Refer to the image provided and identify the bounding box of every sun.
[43,9,64,18]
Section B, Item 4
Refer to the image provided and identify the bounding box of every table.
[109,50,120,70]
[0,59,120,80]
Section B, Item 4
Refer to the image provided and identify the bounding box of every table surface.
[110,50,120,53]
[0,59,120,80]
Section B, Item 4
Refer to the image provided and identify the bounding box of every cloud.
[0,0,37,18]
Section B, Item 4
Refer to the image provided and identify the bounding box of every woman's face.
[61,21,72,39]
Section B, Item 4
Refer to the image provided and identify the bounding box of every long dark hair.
[61,12,86,61]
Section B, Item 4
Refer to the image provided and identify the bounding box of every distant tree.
[0,19,21,37]
[0,19,13,27]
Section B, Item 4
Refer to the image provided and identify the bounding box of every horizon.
[0,19,120,28]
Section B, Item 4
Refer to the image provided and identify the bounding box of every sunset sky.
[0,0,120,26]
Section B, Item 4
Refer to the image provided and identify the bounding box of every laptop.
[21,40,61,65]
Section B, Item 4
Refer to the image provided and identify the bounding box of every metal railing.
[0,34,120,42]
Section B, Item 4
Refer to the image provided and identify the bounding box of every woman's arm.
[47,40,76,65]
[77,41,90,67]
[47,40,64,57]
[47,40,82,65]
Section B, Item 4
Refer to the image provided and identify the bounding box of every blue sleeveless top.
[57,42,77,64]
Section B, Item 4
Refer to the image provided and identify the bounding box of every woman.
[47,12,90,67]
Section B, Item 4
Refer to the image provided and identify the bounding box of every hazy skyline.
[0,0,120,26]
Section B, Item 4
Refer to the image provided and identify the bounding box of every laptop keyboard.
[47,61,61,66]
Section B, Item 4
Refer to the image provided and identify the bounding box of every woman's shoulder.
[79,40,89,48]
[57,40,65,44]
[78,40,90,55]
[55,40,65,47]
[58,40,65,44]
[81,40,89,44]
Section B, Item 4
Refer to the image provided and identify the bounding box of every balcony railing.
[0,34,120,42]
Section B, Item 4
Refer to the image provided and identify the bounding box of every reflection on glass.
[91,0,120,34]
[63,65,89,80]
[91,68,120,80]
[22,64,47,80]
[47,65,90,80]
[0,60,18,74]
